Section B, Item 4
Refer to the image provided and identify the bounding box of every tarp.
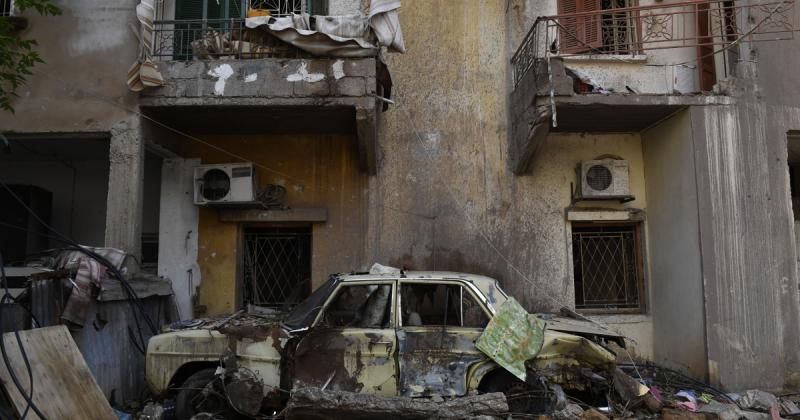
[127,0,166,91]
[245,0,406,57]
[246,14,378,57]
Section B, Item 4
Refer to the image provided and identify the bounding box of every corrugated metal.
[30,279,173,402]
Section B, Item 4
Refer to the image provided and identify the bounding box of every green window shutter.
[176,0,204,20]
[308,0,328,15]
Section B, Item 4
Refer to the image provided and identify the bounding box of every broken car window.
[284,276,339,330]
[320,284,392,328]
[401,283,489,328]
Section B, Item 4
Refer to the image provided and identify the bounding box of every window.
[572,223,644,312]
[242,226,311,309]
[320,284,392,328]
[1,0,11,17]
[400,283,489,328]
[557,0,641,55]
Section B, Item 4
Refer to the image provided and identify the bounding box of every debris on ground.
[284,388,508,420]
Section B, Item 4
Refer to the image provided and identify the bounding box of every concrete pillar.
[157,158,200,320]
[104,122,145,258]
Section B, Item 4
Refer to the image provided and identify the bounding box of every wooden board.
[0,325,116,420]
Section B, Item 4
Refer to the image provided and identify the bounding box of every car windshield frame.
[283,275,340,330]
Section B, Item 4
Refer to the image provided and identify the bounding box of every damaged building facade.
[1,0,800,397]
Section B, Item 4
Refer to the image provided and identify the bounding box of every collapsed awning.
[245,0,406,58]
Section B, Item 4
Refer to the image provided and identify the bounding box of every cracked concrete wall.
[0,0,140,132]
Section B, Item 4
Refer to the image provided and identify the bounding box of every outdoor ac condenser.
[193,162,257,205]
[578,159,631,199]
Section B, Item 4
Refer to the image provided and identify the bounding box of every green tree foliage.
[0,0,61,113]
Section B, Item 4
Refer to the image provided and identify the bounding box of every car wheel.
[174,368,232,420]
[480,371,548,414]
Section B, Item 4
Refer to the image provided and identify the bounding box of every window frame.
[570,221,646,314]
[397,279,493,329]
[310,280,397,329]
[1,0,13,17]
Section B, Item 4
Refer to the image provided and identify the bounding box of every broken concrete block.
[581,408,609,420]
[285,388,508,420]
[552,402,584,419]
[661,408,706,420]
[738,390,779,412]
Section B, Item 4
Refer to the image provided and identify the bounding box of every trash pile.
[548,362,800,420]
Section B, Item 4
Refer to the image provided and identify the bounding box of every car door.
[292,280,398,395]
[397,280,492,397]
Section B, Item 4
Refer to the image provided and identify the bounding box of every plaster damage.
[287,61,326,83]
[208,64,234,96]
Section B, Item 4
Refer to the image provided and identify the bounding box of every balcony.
[139,15,382,174]
[509,0,796,174]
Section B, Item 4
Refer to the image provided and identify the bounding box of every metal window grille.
[242,228,311,308]
[572,225,642,311]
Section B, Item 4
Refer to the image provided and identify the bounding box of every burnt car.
[145,271,624,418]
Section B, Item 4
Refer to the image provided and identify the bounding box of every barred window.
[242,226,311,309]
[572,223,644,312]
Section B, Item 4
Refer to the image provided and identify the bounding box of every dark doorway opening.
[241,226,311,309]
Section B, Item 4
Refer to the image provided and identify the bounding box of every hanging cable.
[0,180,158,352]
[0,252,49,420]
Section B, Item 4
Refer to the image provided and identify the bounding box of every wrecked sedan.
[145,271,624,418]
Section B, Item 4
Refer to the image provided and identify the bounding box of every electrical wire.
[0,252,49,420]
[0,180,158,353]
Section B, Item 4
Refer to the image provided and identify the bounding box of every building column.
[104,122,145,259]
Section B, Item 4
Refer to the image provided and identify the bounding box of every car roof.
[337,271,509,308]
[339,270,493,284]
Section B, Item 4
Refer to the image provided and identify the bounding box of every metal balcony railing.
[152,18,307,60]
[512,0,796,87]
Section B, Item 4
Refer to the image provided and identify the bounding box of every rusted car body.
[145,271,623,414]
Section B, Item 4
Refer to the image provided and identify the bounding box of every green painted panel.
[475,297,545,381]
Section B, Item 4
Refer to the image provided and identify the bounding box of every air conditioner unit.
[194,163,257,205]
[578,159,632,200]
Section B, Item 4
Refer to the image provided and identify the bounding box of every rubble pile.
[543,363,800,420]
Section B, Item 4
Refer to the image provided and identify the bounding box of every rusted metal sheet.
[531,331,616,387]
[397,328,486,397]
[475,297,545,381]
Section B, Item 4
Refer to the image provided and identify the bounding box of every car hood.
[536,314,625,346]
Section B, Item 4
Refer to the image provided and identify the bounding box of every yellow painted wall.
[181,134,368,315]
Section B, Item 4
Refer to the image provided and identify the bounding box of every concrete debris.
[284,388,508,420]
[551,402,584,419]
[581,408,610,420]
[738,389,779,412]
[697,400,770,420]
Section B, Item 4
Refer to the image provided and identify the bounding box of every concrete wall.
[0,0,140,132]
[642,109,706,378]
[179,133,368,316]
[691,102,800,390]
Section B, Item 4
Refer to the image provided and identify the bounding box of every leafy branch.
[0,0,61,113]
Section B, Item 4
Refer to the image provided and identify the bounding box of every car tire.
[174,368,231,420]
[479,370,547,414]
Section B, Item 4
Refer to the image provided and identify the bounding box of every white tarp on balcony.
[245,0,405,57]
